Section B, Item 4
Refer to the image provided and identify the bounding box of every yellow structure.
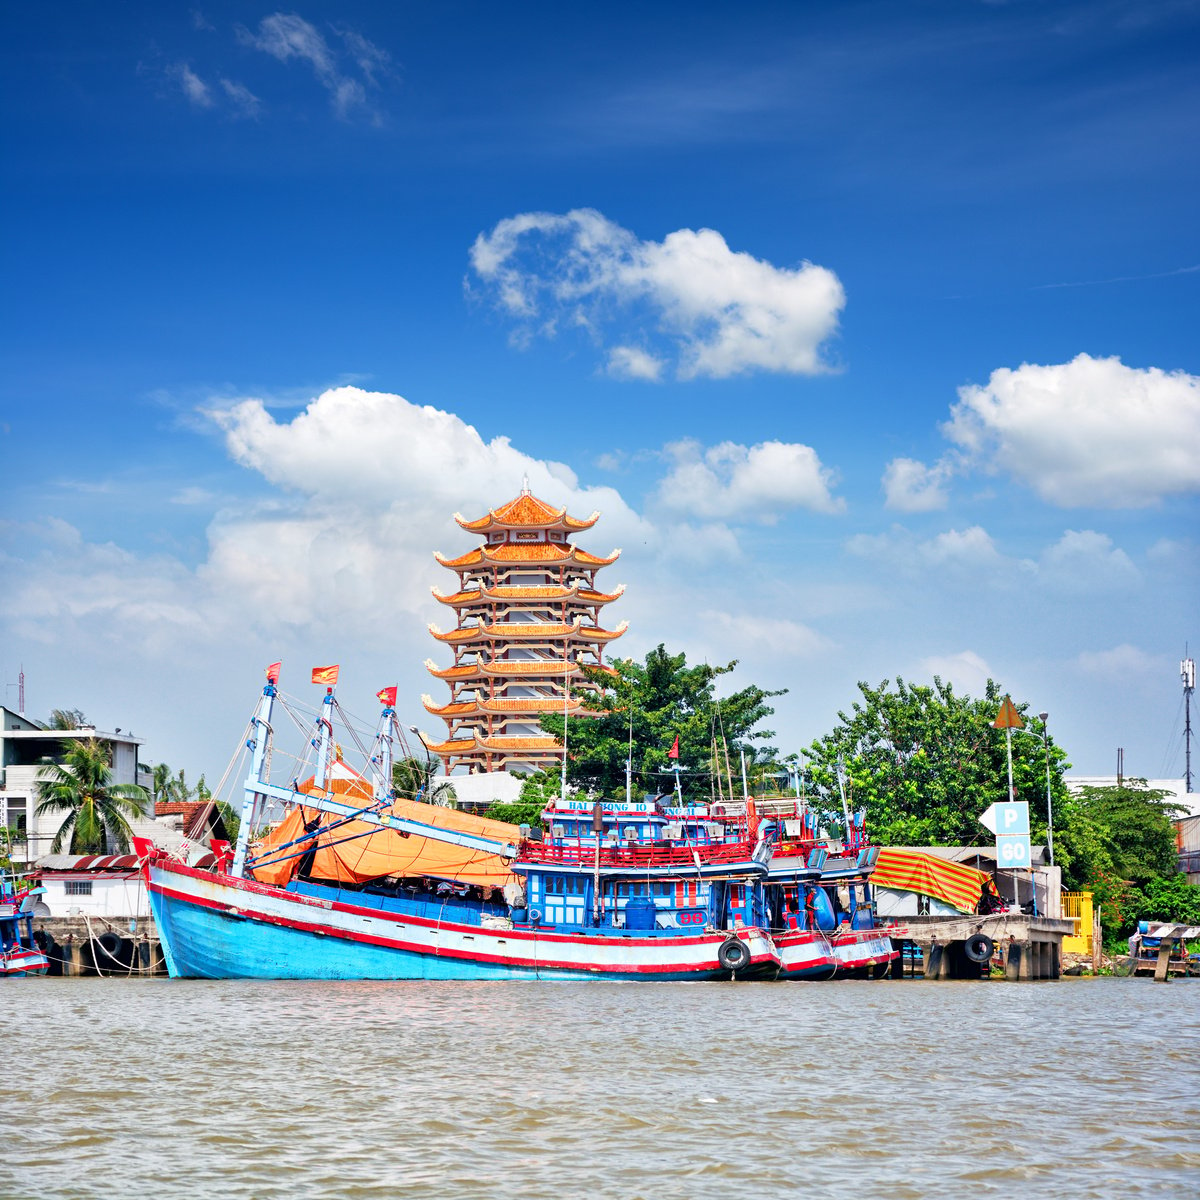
[423,486,626,774]
[1061,890,1094,954]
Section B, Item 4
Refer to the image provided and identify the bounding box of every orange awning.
[248,767,520,890]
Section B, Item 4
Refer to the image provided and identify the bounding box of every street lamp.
[408,725,435,793]
[1015,714,1054,868]
[1038,712,1053,869]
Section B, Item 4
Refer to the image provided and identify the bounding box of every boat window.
[65,880,93,896]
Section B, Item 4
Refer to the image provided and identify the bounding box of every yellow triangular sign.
[993,695,1024,730]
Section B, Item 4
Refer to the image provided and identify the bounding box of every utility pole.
[1183,652,1195,794]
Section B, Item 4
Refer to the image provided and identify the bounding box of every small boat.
[1,874,50,977]
[143,671,781,981]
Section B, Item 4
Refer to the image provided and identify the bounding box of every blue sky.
[3,1,1198,786]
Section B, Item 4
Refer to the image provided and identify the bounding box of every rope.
[81,912,157,976]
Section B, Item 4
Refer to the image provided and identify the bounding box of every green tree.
[484,771,558,828]
[151,762,173,804]
[1054,780,1186,936]
[1130,872,1200,927]
[540,644,784,802]
[392,756,456,806]
[802,677,1070,846]
[35,738,150,853]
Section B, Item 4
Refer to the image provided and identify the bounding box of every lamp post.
[1014,715,1054,868]
[1038,712,1053,868]
[408,725,435,796]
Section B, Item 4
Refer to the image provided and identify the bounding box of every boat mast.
[232,670,279,877]
[369,689,397,801]
[313,686,335,792]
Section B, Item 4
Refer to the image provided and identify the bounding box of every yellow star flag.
[992,695,1024,730]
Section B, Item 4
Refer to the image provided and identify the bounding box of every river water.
[5,976,1197,1199]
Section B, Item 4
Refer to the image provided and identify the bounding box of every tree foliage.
[392,756,456,806]
[540,644,784,802]
[35,738,150,854]
[802,677,1070,846]
[48,708,88,730]
[1054,780,1188,935]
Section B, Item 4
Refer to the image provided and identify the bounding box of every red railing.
[517,839,757,869]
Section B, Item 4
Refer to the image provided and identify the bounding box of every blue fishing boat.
[1,873,50,977]
[143,670,781,980]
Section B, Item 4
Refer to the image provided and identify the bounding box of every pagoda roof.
[421,737,479,756]
[422,694,587,717]
[425,657,590,681]
[454,490,600,534]
[427,619,627,645]
[431,583,626,606]
[434,544,620,570]
[423,731,564,755]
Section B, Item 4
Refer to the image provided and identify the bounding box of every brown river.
[4,976,1198,1199]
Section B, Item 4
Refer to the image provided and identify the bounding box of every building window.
[64,881,93,896]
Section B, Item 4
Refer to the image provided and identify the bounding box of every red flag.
[667,736,680,759]
[265,661,282,684]
[311,664,340,686]
[376,685,398,707]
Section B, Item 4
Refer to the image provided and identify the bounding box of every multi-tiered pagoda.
[422,486,627,774]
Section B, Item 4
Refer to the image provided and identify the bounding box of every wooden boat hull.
[148,862,782,981]
[1,947,50,976]
[775,928,838,980]
[829,926,898,976]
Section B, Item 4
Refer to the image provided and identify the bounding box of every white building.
[1,705,151,866]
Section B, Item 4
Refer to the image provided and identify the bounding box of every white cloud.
[943,353,1200,507]
[662,522,743,566]
[656,438,844,521]
[699,610,830,658]
[882,455,951,512]
[237,14,386,120]
[847,524,1003,571]
[607,345,664,381]
[211,386,650,548]
[1039,529,1139,589]
[220,78,261,119]
[1075,644,1156,678]
[170,63,213,109]
[469,208,845,380]
[918,650,994,696]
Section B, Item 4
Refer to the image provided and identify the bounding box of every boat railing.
[517,839,757,870]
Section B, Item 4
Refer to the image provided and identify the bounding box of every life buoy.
[717,937,750,971]
[964,933,994,964]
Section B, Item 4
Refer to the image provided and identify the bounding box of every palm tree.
[49,708,87,730]
[151,762,173,804]
[35,739,150,854]
[392,756,456,807]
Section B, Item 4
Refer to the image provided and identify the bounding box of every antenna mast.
[1183,650,1196,794]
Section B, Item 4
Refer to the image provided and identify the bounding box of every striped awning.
[872,848,998,914]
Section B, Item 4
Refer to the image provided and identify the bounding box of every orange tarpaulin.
[248,763,520,890]
[871,848,1000,914]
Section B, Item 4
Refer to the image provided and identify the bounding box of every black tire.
[964,933,994,964]
[717,937,750,971]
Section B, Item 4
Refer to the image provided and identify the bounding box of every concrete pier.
[34,916,166,977]
[899,913,1075,980]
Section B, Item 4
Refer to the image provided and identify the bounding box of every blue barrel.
[624,897,657,931]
